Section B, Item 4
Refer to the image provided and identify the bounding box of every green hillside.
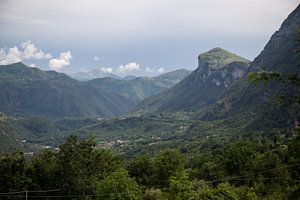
[0,113,62,153]
[0,63,135,119]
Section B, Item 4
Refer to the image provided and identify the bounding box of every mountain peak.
[198,48,249,70]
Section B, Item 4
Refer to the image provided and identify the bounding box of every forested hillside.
[0,63,135,119]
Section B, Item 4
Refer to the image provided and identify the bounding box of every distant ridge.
[87,69,191,104]
[70,68,120,81]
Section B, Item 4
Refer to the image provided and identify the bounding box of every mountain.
[135,48,249,113]
[0,63,135,119]
[123,75,138,81]
[201,4,300,129]
[87,69,191,104]
[70,68,120,81]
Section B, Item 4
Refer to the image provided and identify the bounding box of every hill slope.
[0,63,135,119]
[135,48,249,113]
[87,69,191,104]
[201,4,300,129]
[0,113,63,152]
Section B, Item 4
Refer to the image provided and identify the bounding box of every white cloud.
[21,40,52,59]
[118,62,139,73]
[145,66,165,74]
[145,67,155,73]
[100,67,113,74]
[93,56,100,61]
[0,41,52,65]
[29,63,38,68]
[0,46,22,65]
[49,51,72,71]
[158,67,164,73]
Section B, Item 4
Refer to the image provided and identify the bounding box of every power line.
[0,190,25,195]
[29,188,62,193]
[0,191,133,198]
[1,163,299,198]
[0,188,61,196]
[210,163,300,183]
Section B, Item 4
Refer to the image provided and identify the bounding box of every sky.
[0,0,299,77]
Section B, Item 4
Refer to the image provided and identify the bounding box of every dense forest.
[1,129,300,199]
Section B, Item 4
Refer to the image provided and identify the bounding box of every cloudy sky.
[0,0,299,76]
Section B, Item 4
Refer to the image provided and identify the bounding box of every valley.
[0,2,300,199]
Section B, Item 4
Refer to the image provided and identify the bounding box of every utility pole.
[25,190,28,200]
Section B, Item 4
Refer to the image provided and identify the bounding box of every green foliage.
[197,183,239,200]
[128,155,155,186]
[143,188,162,200]
[153,149,185,187]
[168,170,195,200]
[0,153,33,192]
[0,114,62,153]
[221,141,257,178]
[56,136,122,195]
[96,169,141,200]
[32,150,58,190]
[253,152,290,187]
[288,127,300,180]
[247,71,282,84]
[0,135,300,199]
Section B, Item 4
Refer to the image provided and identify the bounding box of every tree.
[96,169,142,200]
[143,188,162,200]
[128,155,155,186]
[56,136,122,196]
[221,142,257,180]
[196,183,239,200]
[0,152,33,193]
[168,170,195,200]
[32,150,59,190]
[153,149,185,187]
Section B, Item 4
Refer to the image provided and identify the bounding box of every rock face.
[192,48,249,89]
[135,48,249,113]
[202,4,300,129]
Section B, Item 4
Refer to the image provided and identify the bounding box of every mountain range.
[0,4,299,152]
[0,63,190,120]
[0,63,135,119]
[88,69,191,104]
[70,68,121,81]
